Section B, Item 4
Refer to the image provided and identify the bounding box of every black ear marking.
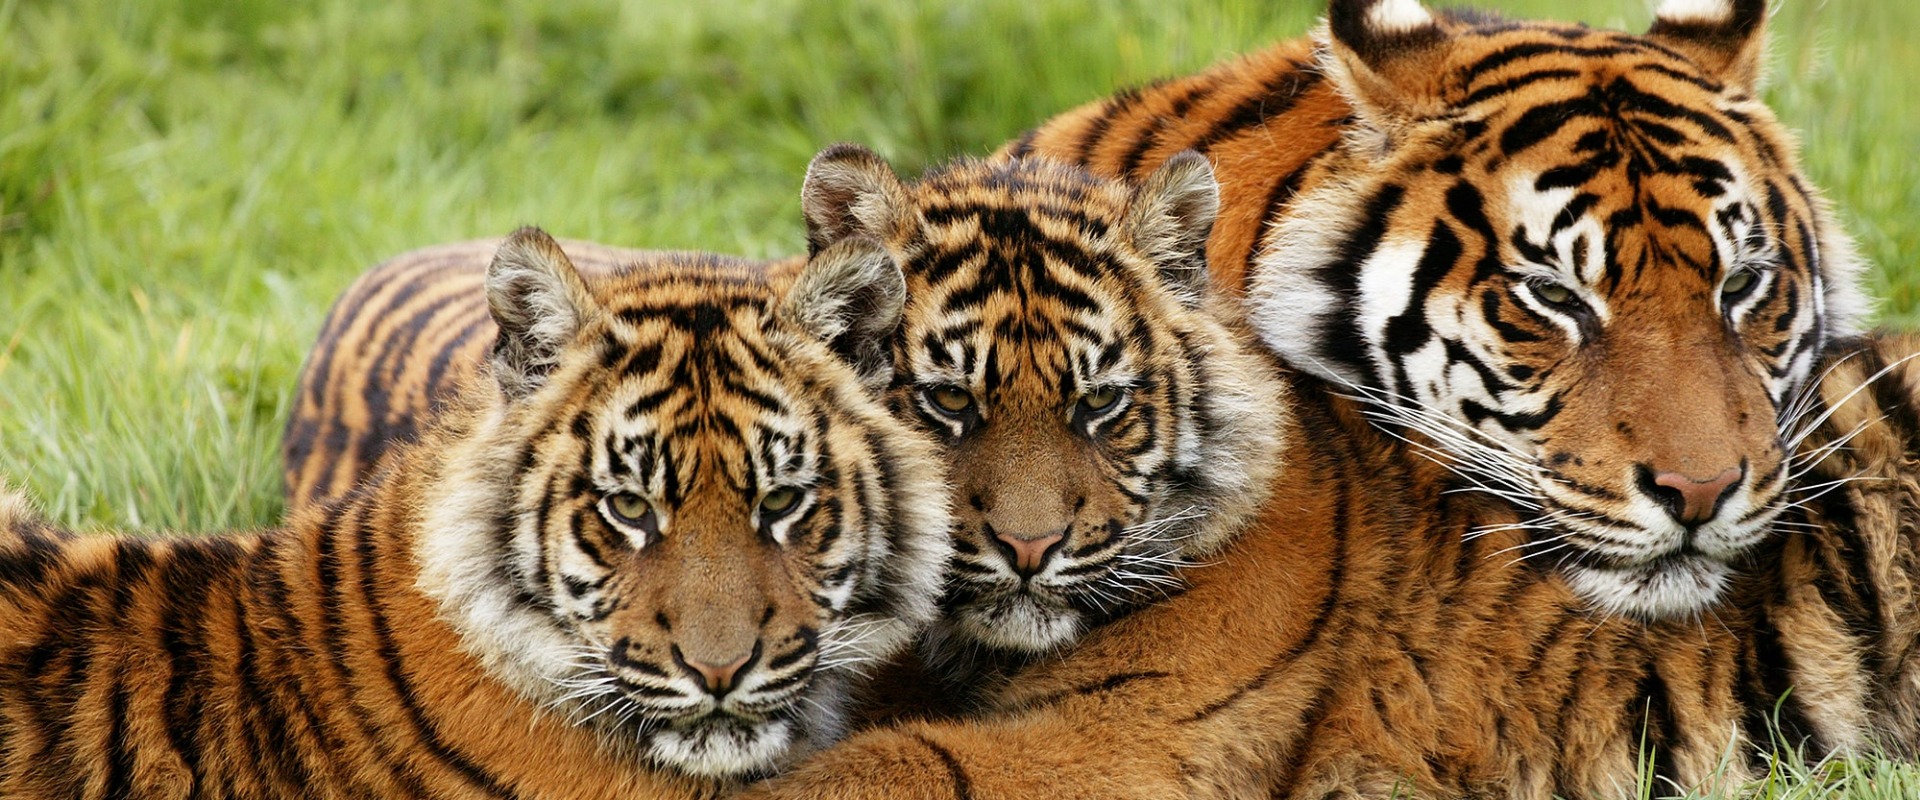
[1327,0,1444,68]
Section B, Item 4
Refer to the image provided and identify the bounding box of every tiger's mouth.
[942,577,1088,653]
[1521,453,1785,618]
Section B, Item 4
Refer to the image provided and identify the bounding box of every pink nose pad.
[994,530,1065,576]
[1650,467,1743,525]
[677,648,755,695]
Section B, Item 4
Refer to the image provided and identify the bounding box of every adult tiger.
[282,149,1288,689]
[1003,0,1868,620]
[0,227,954,796]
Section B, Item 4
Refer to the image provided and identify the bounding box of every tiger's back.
[281,238,803,514]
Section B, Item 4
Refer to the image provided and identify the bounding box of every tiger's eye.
[1722,269,1756,297]
[1080,386,1121,413]
[926,385,974,414]
[1530,280,1576,306]
[761,487,802,517]
[604,492,653,527]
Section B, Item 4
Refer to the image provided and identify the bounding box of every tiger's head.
[413,228,952,779]
[1248,0,1867,618]
[799,146,1286,657]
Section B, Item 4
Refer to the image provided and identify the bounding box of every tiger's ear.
[779,236,906,391]
[1321,0,1453,123]
[1646,0,1768,91]
[1123,151,1219,305]
[486,227,601,400]
[801,143,916,256]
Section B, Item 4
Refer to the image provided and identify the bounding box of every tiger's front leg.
[735,712,1208,800]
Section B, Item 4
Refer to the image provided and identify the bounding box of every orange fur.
[0,229,952,797]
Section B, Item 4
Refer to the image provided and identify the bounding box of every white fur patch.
[649,718,796,779]
[1366,0,1435,33]
[1563,555,1733,620]
[414,414,584,702]
[1655,0,1735,25]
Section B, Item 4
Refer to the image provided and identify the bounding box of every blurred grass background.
[3,0,1912,531]
[1,1,1917,794]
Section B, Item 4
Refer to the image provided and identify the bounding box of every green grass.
[4,0,1915,529]
[2,0,1918,795]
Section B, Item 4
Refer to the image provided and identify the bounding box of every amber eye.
[599,492,658,540]
[1527,278,1578,307]
[925,385,974,415]
[760,487,803,519]
[1080,386,1122,413]
[1722,268,1757,298]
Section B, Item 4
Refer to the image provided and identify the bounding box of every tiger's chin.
[646,715,799,780]
[1562,552,1735,621]
[949,591,1086,654]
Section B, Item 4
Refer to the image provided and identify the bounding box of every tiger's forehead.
[898,165,1155,397]
[554,270,821,470]
[1437,17,1730,97]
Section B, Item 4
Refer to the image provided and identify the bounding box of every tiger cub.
[280,150,1287,701]
[1005,0,1869,620]
[0,228,952,797]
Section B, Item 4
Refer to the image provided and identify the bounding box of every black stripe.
[316,509,437,796]
[101,664,135,800]
[1317,184,1407,376]
[1185,66,1322,155]
[911,734,975,800]
[1245,147,1332,291]
[1180,383,1349,724]
[354,506,521,798]
[1017,671,1172,710]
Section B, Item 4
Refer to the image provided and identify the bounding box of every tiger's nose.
[1642,466,1743,526]
[673,643,758,696]
[993,529,1066,577]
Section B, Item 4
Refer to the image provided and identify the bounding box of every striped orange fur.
[281,238,803,514]
[276,152,1917,797]
[739,338,1920,800]
[0,228,954,797]
[1003,0,1868,620]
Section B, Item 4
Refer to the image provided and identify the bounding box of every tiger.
[281,148,1287,698]
[275,161,1914,798]
[737,186,1920,798]
[0,226,955,797]
[282,239,802,515]
[1000,0,1870,621]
